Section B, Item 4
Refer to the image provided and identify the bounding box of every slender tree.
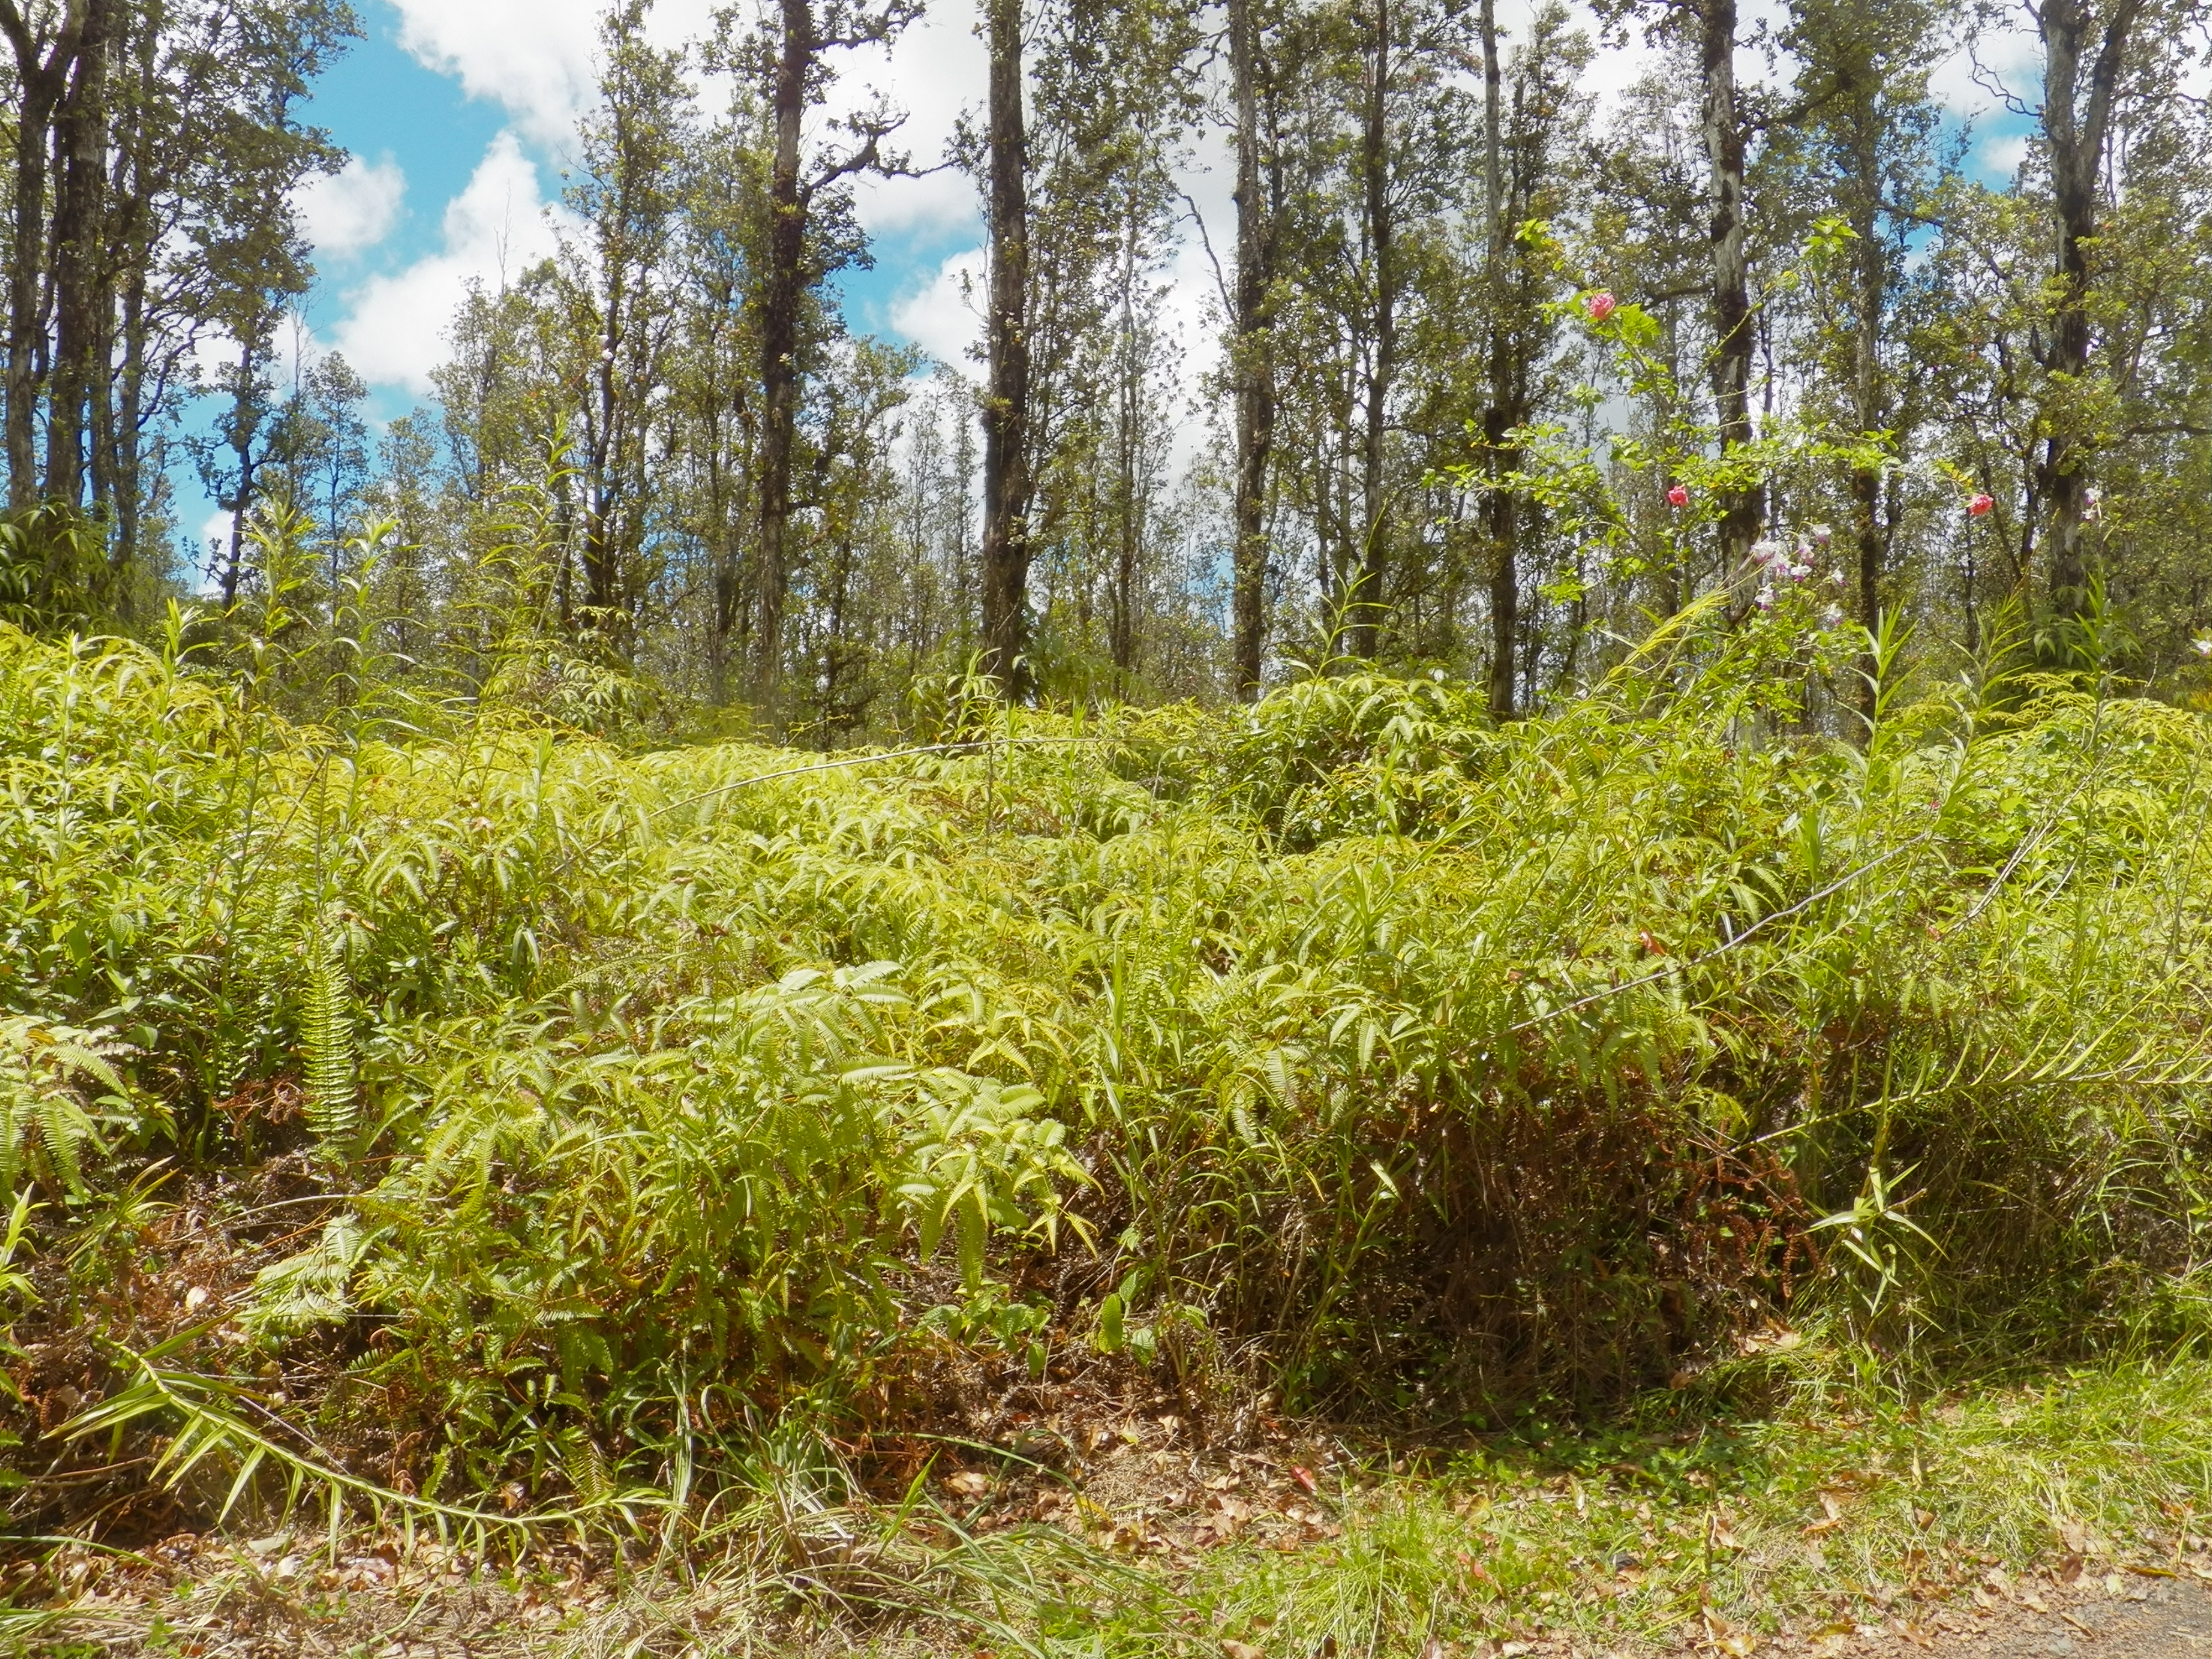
[1693,0,1761,567]
[2033,0,2148,615]
[745,0,916,716]
[979,0,1035,692]
[1228,0,1279,696]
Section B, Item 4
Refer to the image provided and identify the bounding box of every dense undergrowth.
[3,600,2211,1553]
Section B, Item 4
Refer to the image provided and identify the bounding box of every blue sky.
[291,0,995,403]
[184,0,2041,552]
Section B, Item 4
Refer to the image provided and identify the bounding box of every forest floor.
[14,1357,2212,1659]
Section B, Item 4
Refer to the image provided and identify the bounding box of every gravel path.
[1940,1576,2212,1659]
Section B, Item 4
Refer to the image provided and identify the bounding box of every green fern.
[244,1212,370,1338]
[301,923,359,1157]
[0,1018,132,1204]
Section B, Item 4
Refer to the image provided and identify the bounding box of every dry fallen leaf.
[1222,1642,1267,1659]
[1291,1465,1319,1495]
[946,1470,990,1497]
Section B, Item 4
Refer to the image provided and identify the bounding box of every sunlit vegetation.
[6,586,2211,1604]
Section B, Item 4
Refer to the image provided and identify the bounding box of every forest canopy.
[0,0,2204,731]
[10,4,2212,1642]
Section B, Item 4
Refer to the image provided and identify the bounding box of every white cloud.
[1980,132,2032,176]
[835,0,985,237]
[386,0,719,150]
[1931,9,2042,117]
[890,248,987,371]
[331,132,567,395]
[295,154,405,259]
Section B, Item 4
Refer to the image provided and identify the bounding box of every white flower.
[2194,637,2212,660]
[2083,487,2103,524]
[1756,585,1776,610]
[1789,562,1813,580]
[1751,538,1785,567]
[1809,523,1832,546]
[1822,603,1845,626]
[1830,568,1848,587]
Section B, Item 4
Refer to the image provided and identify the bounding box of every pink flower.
[1968,493,1994,518]
[1585,290,1618,322]
[1667,484,1689,508]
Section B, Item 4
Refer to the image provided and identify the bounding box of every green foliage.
[5,613,2212,1525]
[0,1019,140,1204]
[299,921,359,1159]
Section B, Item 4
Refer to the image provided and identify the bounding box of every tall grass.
[1,601,2209,1530]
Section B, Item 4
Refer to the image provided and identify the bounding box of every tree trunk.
[1846,98,1884,729]
[1229,0,1276,699]
[2036,0,2143,617]
[1697,0,1761,567]
[1112,195,1140,690]
[219,333,265,609]
[0,2,85,511]
[979,0,1032,694]
[46,0,114,513]
[104,8,158,606]
[1349,0,1395,660]
[751,0,812,713]
[1480,0,1519,720]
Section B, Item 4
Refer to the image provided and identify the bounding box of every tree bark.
[105,8,160,610]
[2036,0,2143,617]
[46,0,114,512]
[1846,96,1885,728]
[0,0,88,512]
[1111,190,1140,690]
[1348,0,1396,660]
[752,0,812,713]
[1480,0,1519,720]
[979,0,1032,694]
[1229,0,1276,699]
[1697,0,1761,567]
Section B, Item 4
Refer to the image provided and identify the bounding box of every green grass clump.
[980,1357,2212,1659]
[1,604,2210,1535]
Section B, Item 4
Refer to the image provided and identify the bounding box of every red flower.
[1968,493,1994,518]
[1585,290,1618,322]
[1667,484,1689,508]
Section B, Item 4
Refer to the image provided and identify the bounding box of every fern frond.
[244,1213,371,1338]
[301,923,359,1158]
[36,1094,85,1196]
[562,1434,613,1507]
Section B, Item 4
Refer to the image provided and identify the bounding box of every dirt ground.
[1936,1573,2212,1659]
[13,1554,2211,1659]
